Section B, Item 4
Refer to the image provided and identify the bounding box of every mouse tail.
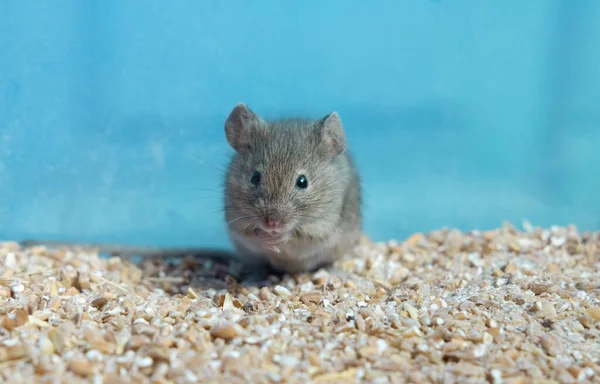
[19,239,236,263]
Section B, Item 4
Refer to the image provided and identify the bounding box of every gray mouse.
[223,103,362,274]
[19,103,363,276]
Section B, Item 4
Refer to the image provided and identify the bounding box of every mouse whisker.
[223,204,255,215]
[239,220,257,236]
[293,212,322,220]
[186,153,228,174]
[227,215,255,226]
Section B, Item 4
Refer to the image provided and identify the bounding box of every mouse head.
[224,103,350,240]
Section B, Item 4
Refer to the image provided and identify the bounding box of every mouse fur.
[223,103,362,274]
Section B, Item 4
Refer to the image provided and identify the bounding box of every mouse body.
[223,103,362,274]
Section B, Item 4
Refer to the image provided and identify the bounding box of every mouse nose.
[263,208,285,231]
[264,217,281,229]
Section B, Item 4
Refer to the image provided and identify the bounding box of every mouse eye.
[296,175,308,189]
[250,171,261,186]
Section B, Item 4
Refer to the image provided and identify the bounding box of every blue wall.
[1,0,599,248]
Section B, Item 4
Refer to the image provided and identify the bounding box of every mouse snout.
[261,207,286,232]
[264,217,281,230]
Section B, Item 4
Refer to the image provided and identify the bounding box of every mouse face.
[223,104,351,249]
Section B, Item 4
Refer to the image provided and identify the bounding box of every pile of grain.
[1,223,599,383]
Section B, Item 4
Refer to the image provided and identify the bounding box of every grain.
[1,223,599,382]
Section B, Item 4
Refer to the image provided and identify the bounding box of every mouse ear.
[318,111,346,157]
[225,103,264,152]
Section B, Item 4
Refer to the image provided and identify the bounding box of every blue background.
[1,0,599,249]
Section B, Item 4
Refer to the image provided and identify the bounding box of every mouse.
[223,103,362,274]
[19,103,363,277]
